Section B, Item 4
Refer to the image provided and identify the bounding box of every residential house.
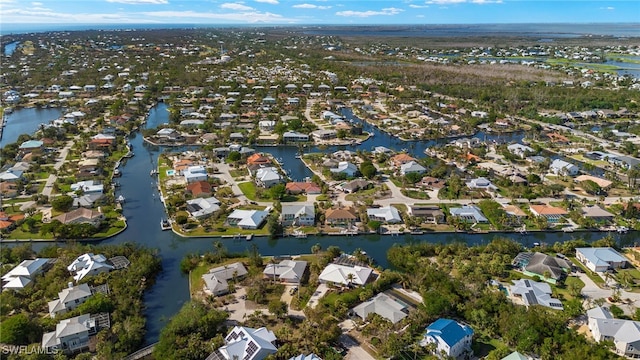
[48,283,93,318]
[67,253,114,282]
[186,180,213,198]
[258,120,276,131]
[466,177,498,191]
[588,306,640,358]
[0,211,24,232]
[255,167,283,188]
[53,208,104,226]
[407,205,445,224]
[501,352,532,360]
[0,182,19,198]
[449,205,488,223]
[341,179,370,193]
[512,252,571,283]
[367,206,402,223]
[263,259,307,283]
[0,168,24,183]
[77,158,102,179]
[549,159,579,176]
[186,197,220,219]
[529,204,568,223]
[351,293,408,324]
[325,207,358,227]
[218,326,277,360]
[183,165,208,183]
[420,319,474,359]
[226,210,268,229]
[418,176,445,190]
[285,182,321,195]
[318,263,373,287]
[546,133,570,144]
[452,137,481,149]
[507,143,535,158]
[156,128,180,141]
[202,262,248,296]
[575,175,613,190]
[289,354,322,360]
[283,131,309,142]
[391,153,417,166]
[330,161,358,177]
[311,129,337,140]
[2,258,51,290]
[42,314,98,354]
[582,205,615,223]
[510,279,564,310]
[281,204,315,226]
[400,161,426,176]
[576,247,628,273]
[71,193,102,208]
[247,153,271,166]
[70,180,104,194]
[19,140,44,153]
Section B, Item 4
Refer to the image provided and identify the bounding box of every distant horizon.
[0,0,638,29]
[1,22,639,37]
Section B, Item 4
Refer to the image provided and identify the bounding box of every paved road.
[578,271,640,316]
[41,139,74,197]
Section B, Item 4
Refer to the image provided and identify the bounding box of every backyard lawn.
[238,182,257,200]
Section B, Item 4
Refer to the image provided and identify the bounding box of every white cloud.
[409,4,429,8]
[471,0,502,4]
[293,3,331,9]
[255,0,278,3]
[221,2,254,11]
[2,8,145,23]
[31,1,43,5]
[106,0,168,4]
[336,7,403,17]
[143,9,289,23]
[426,0,465,4]
[426,0,501,3]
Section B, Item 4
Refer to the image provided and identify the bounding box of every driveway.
[340,333,376,360]
[307,283,329,309]
[280,284,305,317]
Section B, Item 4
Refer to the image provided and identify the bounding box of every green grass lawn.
[401,189,431,199]
[555,276,585,301]
[238,182,257,200]
[230,169,247,178]
[281,194,306,202]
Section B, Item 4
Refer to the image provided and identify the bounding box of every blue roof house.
[420,318,474,359]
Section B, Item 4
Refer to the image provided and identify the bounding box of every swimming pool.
[166,169,175,176]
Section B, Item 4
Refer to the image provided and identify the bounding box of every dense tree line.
[0,243,162,359]
[385,238,622,359]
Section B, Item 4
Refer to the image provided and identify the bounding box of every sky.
[0,0,638,25]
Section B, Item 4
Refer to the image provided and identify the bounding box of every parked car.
[289,286,298,295]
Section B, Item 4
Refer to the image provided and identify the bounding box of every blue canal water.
[0,107,64,148]
[2,102,636,345]
[3,41,19,56]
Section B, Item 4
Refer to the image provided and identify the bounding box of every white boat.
[116,195,125,203]
[150,169,158,176]
[617,226,629,234]
[160,218,171,230]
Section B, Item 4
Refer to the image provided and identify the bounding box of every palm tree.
[346,273,355,288]
[311,243,321,258]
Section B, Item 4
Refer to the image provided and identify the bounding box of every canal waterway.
[0,107,64,147]
[2,102,636,345]
[3,41,19,57]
